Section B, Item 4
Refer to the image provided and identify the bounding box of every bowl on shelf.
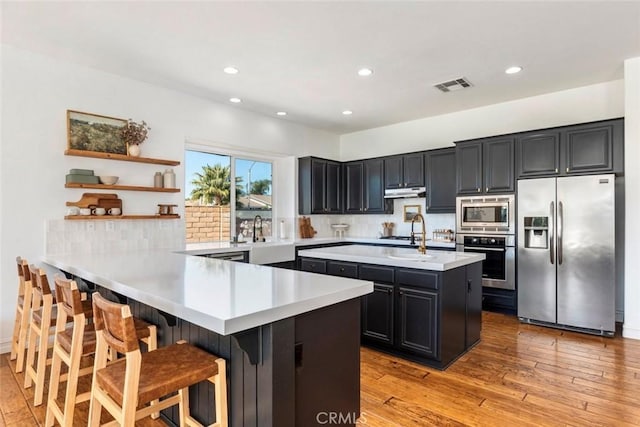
[98,176,119,185]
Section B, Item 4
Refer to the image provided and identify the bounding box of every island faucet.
[410,213,427,254]
[252,215,265,242]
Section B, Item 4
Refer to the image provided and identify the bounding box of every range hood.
[384,187,426,199]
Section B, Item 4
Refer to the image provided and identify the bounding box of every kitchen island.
[298,245,485,369]
[42,250,373,427]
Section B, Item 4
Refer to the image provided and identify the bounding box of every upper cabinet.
[384,153,424,189]
[516,118,624,179]
[424,148,456,213]
[455,136,515,195]
[344,158,391,214]
[299,157,342,214]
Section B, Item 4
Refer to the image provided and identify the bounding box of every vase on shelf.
[128,144,141,157]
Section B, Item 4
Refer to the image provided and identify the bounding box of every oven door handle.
[462,247,505,252]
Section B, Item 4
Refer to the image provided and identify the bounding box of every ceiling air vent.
[434,77,473,93]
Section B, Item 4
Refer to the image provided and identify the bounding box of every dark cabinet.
[456,137,514,195]
[397,287,439,359]
[455,142,482,194]
[465,262,482,348]
[344,161,364,213]
[364,158,389,213]
[360,264,395,346]
[564,120,623,175]
[361,283,394,345]
[384,153,424,189]
[425,148,456,213]
[344,158,391,214]
[516,131,561,177]
[299,258,327,274]
[298,157,342,214]
[515,118,623,179]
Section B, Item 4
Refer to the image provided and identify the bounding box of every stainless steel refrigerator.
[517,174,615,335]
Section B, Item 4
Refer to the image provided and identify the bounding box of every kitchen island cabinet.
[298,245,484,369]
[43,251,372,427]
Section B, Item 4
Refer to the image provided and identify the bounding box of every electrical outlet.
[106,221,115,232]
[86,222,94,231]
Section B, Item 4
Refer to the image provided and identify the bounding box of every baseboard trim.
[0,340,12,355]
[622,325,640,340]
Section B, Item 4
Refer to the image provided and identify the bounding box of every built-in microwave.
[456,195,515,235]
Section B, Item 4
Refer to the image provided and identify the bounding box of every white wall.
[0,45,340,351]
[340,80,625,160]
[623,58,640,339]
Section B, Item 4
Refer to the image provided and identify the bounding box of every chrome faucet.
[252,215,265,242]
[410,213,427,254]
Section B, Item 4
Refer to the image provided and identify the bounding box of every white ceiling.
[2,1,640,134]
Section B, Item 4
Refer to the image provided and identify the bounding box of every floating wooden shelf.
[65,183,180,193]
[64,214,180,220]
[65,149,180,166]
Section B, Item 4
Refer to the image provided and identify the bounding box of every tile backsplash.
[305,199,456,240]
[46,219,185,255]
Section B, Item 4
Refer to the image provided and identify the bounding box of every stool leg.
[32,304,53,406]
[145,325,160,419]
[60,323,85,427]
[23,323,38,389]
[13,286,33,372]
[89,331,109,427]
[214,358,228,427]
[45,346,63,427]
[178,386,190,426]
[10,305,21,360]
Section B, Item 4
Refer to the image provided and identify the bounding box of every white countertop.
[181,236,455,259]
[42,251,373,336]
[297,245,484,271]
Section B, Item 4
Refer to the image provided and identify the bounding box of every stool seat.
[96,343,219,406]
[58,324,97,355]
[32,306,58,327]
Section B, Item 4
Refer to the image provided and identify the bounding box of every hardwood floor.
[361,311,640,426]
[2,311,640,426]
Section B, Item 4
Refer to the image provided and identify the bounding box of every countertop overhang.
[298,245,485,271]
[42,250,373,336]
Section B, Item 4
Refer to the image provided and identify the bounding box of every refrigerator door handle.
[558,201,563,265]
[549,201,555,265]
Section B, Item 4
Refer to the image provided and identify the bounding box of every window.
[185,149,272,243]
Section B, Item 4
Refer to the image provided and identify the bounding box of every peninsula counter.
[42,250,373,427]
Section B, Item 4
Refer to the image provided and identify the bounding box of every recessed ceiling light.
[224,66,239,74]
[505,66,523,74]
[358,68,373,77]
[342,110,353,115]
[277,111,287,116]
[229,97,241,103]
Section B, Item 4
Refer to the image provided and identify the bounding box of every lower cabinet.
[300,256,482,369]
[397,286,438,359]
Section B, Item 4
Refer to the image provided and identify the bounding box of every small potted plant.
[121,119,150,157]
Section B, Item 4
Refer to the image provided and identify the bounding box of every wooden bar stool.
[23,266,94,406]
[23,265,60,406]
[88,293,228,427]
[45,276,157,427]
[10,257,33,373]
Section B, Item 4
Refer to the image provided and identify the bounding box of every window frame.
[185,142,277,243]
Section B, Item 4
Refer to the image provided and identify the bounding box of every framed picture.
[67,110,127,155]
[403,204,422,222]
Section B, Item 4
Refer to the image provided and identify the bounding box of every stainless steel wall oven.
[456,234,515,290]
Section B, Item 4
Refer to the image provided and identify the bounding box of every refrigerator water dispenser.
[524,216,548,249]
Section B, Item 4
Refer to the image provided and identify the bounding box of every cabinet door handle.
[364,208,368,211]
[566,167,569,173]
[485,187,488,192]
[467,280,472,293]
[339,267,345,272]
[387,288,393,295]
[398,290,404,296]
[555,168,558,173]
[477,188,481,192]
